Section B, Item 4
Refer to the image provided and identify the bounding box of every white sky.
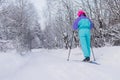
[30,0,46,30]
[30,0,46,12]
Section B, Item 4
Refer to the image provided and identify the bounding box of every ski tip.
[89,61,100,65]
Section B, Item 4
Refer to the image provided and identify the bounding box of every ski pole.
[67,31,74,61]
[91,36,96,61]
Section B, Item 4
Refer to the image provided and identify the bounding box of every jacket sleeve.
[72,17,80,30]
[89,19,94,29]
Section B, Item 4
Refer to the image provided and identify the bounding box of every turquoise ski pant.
[78,29,91,58]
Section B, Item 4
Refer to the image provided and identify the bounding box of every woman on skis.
[73,10,93,62]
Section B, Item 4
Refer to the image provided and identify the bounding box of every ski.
[72,60,100,65]
[81,61,100,65]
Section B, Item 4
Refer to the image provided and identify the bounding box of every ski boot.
[83,57,90,62]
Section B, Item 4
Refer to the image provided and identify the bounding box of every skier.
[73,10,93,62]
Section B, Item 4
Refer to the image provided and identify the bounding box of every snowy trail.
[1,47,120,80]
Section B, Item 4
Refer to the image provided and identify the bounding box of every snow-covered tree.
[0,0,40,53]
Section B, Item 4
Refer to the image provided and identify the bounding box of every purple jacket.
[73,15,93,30]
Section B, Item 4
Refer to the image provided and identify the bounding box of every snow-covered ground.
[0,46,120,80]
